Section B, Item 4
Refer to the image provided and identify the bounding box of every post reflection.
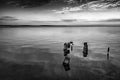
[62,56,71,71]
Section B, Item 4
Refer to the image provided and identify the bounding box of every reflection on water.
[62,56,71,71]
[0,27,120,60]
[0,27,120,43]
[0,27,120,80]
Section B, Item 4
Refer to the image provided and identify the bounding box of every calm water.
[0,27,120,61]
[0,27,120,60]
[0,27,120,80]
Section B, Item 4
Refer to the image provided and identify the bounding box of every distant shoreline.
[0,25,120,28]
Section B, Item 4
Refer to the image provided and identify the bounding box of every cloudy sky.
[0,0,120,25]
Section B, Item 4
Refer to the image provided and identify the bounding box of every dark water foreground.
[0,27,120,80]
[0,46,120,80]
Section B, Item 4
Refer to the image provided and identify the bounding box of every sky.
[0,0,120,25]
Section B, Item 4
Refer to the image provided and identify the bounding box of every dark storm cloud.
[0,0,120,8]
[0,0,6,7]
[0,16,18,21]
[0,0,51,8]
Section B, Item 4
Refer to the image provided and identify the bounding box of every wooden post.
[83,42,88,57]
[107,47,110,60]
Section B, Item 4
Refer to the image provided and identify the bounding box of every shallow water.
[0,27,120,80]
[0,27,120,61]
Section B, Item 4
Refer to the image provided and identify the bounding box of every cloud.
[103,19,120,22]
[3,0,51,8]
[53,0,120,14]
[61,19,77,22]
[0,16,18,21]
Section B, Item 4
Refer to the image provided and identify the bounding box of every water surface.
[0,27,120,80]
